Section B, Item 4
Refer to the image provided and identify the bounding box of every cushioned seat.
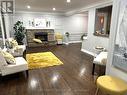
[95,75,127,95]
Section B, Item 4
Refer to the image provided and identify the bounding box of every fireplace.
[35,32,48,41]
[26,29,56,47]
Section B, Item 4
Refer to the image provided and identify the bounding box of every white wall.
[14,13,64,33]
[63,14,88,34]
[81,8,109,55]
[13,12,88,42]
[63,14,88,42]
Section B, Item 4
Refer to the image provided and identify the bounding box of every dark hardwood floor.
[0,43,104,95]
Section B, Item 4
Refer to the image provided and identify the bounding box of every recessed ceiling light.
[27,5,31,9]
[67,0,71,3]
[53,8,56,11]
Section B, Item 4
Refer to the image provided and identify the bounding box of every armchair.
[0,53,28,76]
[6,38,26,57]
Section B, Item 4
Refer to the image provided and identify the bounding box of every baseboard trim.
[63,41,82,45]
[81,49,96,57]
[69,41,82,44]
[63,42,69,45]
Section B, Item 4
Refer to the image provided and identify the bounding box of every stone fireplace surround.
[26,29,56,47]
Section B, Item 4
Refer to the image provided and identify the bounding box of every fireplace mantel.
[25,27,54,30]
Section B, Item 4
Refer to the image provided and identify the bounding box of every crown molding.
[15,11,65,16]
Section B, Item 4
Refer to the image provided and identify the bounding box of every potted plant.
[14,21,25,45]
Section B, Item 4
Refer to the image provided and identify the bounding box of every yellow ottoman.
[96,75,127,95]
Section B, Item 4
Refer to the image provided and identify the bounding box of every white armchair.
[0,53,28,76]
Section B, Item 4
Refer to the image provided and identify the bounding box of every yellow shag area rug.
[26,52,63,70]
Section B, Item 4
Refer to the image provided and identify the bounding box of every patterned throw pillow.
[1,51,16,64]
[6,38,18,49]
[5,40,13,49]
[10,39,18,48]
[0,51,8,67]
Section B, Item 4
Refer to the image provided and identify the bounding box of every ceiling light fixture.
[53,8,56,11]
[67,0,71,3]
[27,5,31,9]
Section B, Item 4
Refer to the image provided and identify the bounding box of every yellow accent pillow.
[33,38,42,43]
[1,51,16,64]
[55,32,63,39]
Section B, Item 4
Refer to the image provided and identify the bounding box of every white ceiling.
[15,0,108,13]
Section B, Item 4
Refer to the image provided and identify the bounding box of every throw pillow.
[5,40,13,49]
[6,38,18,49]
[0,52,8,67]
[33,38,42,43]
[1,51,16,64]
[11,39,18,48]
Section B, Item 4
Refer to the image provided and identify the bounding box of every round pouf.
[96,75,127,95]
